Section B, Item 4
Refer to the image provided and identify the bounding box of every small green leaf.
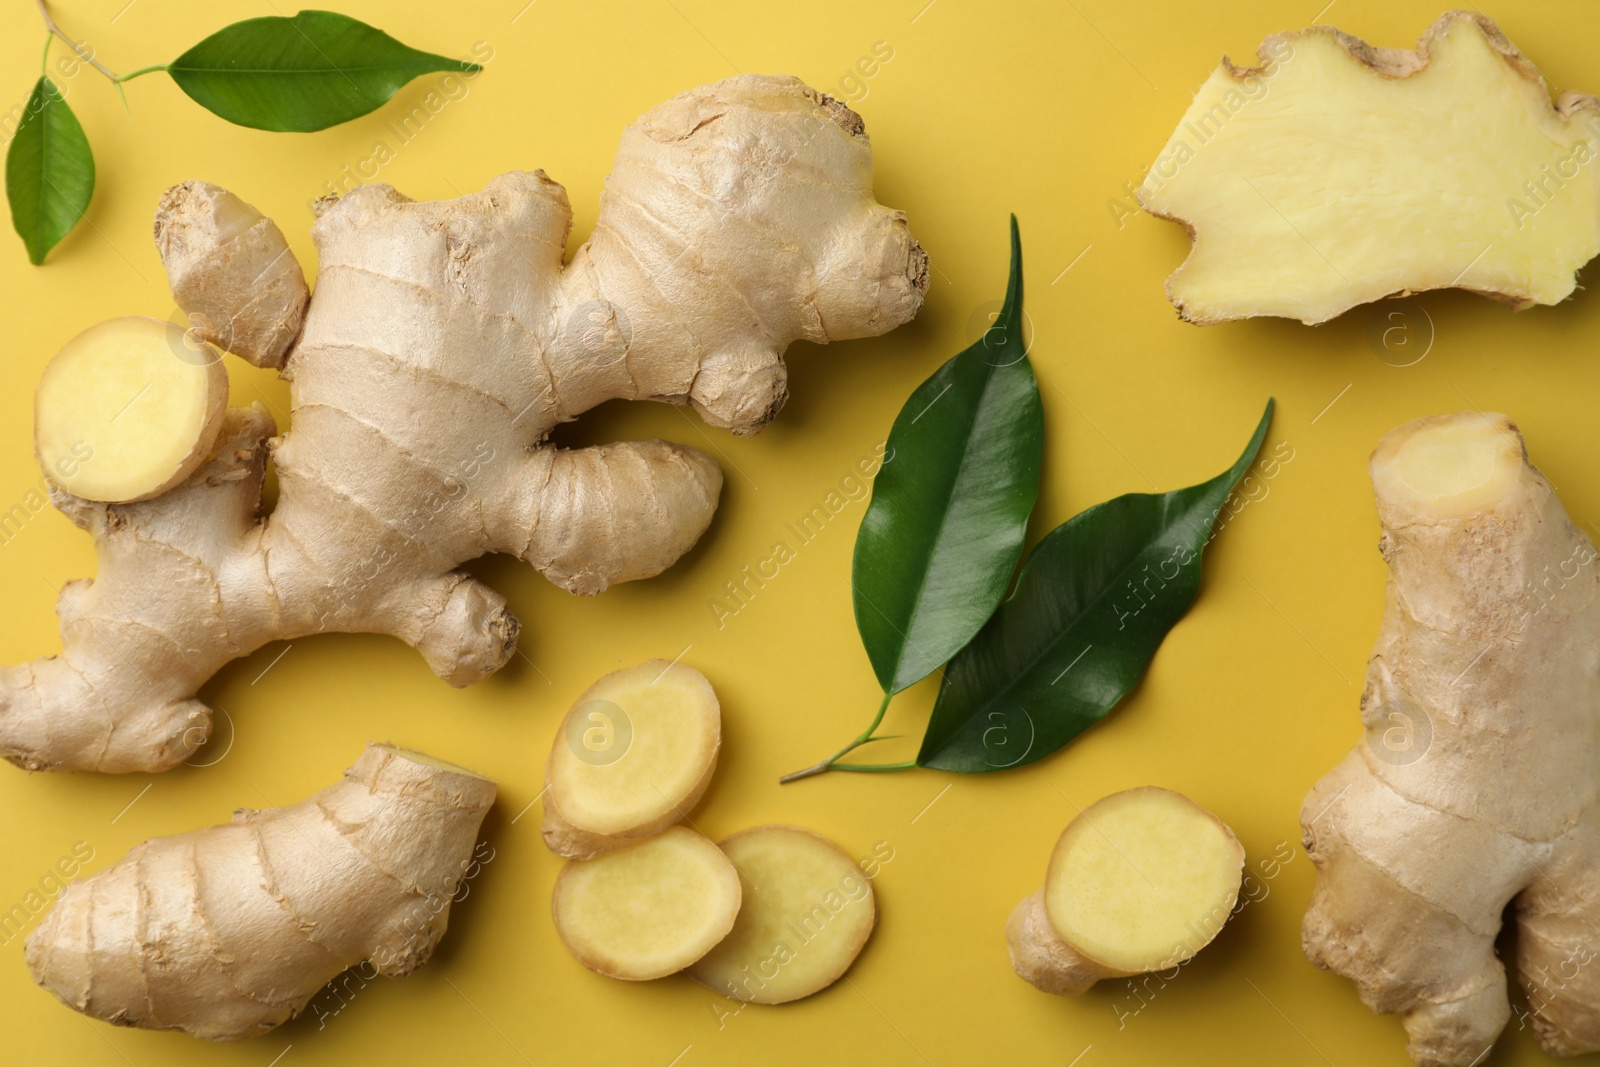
[917,399,1274,772]
[168,10,477,132]
[6,77,94,265]
[852,217,1044,695]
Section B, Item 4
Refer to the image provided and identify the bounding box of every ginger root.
[542,659,720,859]
[25,743,495,1041]
[5,74,926,773]
[688,825,876,1004]
[552,825,741,981]
[34,317,228,502]
[1141,12,1600,324]
[1303,412,1600,1066]
[1007,787,1244,996]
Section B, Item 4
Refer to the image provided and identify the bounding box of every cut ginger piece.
[552,826,740,981]
[543,659,720,859]
[35,316,228,502]
[1007,787,1244,995]
[1140,12,1600,324]
[688,825,876,1004]
[1370,411,1524,519]
[1302,412,1600,1064]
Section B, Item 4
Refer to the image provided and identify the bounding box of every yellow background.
[2,0,1596,1064]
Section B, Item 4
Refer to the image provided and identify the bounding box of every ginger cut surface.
[1303,411,1600,1066]
[552,826,741,981]
[543,659,721,858]
[35,316,228,502]
[1141,12,1600,324]
[688,825,876,1004]
[1008,787,1244,995]
[25,744,495,1041]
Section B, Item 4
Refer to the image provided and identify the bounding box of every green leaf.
[851,217,1044,695]
[6,77,94,265]
[167,10,477,132]
[917,398,1274,772]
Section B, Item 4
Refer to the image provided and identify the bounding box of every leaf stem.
[779,691,916,783]
[34,0,126,82]
[40,32,51,77]
[831,761,918,773]
[115,65,169,82]
[858,689,894,740]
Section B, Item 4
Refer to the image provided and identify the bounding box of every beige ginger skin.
[25,744,496,1040]
[1302,412,1600,1066]
[3,74,926,773]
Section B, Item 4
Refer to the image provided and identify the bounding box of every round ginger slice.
[35,316,228,503]
[543,659,721,858]
[1044,787,1244,976]
[688,825,876,1004]
[552,826,741,981]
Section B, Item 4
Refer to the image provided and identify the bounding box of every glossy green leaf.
[6,78,94,266]
[917,399,1274,772]
[168,11,477,132]
[852,217,1044,695]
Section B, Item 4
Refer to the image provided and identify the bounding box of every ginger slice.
[688,825,876,1004]
[35,316,228,502]
[543,659,721,859]
[552,826,741,981]
[1140,12,1600,324]
[1008,787,1244,995]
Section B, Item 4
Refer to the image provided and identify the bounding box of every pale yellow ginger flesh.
[1303,411,1600,1067]
[1007,788,1243,996]
[543,659,721,858]
[1371,414,1524,519]
[688,825,876,1004]
[35,316,227,503]
[3,74,926,774]
[1140,12,1600,324]
[24,744,495,1041]
[552,826,741,981]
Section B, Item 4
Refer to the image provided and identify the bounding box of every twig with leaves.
[782,218,1275,782]
[8,3,480,264]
